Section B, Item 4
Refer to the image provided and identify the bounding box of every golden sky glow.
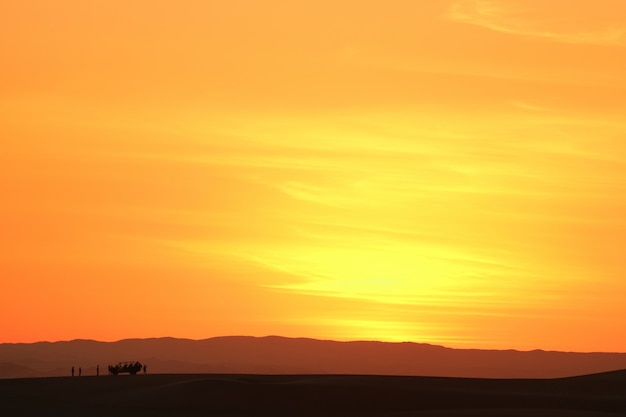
[2,0,626,352]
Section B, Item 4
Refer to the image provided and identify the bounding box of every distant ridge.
[0,362,39,379]
[2,335,626,379]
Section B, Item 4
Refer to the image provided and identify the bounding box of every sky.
[1,0,626,352]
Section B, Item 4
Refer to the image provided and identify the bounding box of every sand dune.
[1,371,626,416]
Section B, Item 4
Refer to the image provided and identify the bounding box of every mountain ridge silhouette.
[2,335,626,379]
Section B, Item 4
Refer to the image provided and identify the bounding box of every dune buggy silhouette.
[108,361,143,375]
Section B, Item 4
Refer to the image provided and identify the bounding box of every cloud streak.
[447,0,626,46]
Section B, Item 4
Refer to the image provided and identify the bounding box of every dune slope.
[1,371,626,416]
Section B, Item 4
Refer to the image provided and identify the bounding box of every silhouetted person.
[71,366,74,377]
[79,367,82,376]
[143,364,147,374]
[96,365,99,376]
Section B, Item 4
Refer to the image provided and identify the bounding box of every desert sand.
[1,371,626,416]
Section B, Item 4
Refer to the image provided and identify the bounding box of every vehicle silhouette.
[108,361,143,375]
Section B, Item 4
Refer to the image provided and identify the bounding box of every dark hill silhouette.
[2,371,626,416]
[2,336,626,379]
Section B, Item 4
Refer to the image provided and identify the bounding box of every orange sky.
[2,0,626,352]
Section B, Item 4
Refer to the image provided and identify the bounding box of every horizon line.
[2,335,624,355]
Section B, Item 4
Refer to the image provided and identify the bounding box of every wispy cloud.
[447,0,626,46]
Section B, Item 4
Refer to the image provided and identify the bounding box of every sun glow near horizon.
[2,0,626,352]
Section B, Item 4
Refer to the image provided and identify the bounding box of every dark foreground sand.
[1,371,626,416]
